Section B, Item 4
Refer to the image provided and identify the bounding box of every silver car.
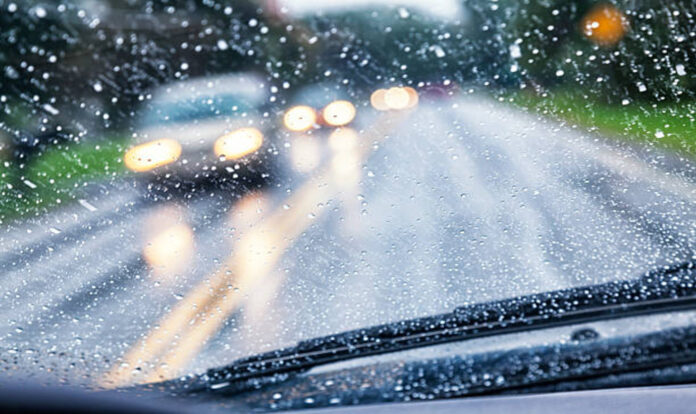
[124,72,273,185]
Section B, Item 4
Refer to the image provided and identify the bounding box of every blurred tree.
[302,5,513,91]
[470,0,696,103]
[0,0,306,162]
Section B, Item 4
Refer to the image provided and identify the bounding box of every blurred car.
[282,83,358,132]
[369,85,420,111]
[418,79,459,101]
[124,72,275,187]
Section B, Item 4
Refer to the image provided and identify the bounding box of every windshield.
[140,74,266,126]
[2,0,696,406]
[141,94,255,126]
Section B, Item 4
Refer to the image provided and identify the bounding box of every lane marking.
[102,111,407,387]
[106,98,696,387]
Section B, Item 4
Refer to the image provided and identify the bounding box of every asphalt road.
[2,95,696,387]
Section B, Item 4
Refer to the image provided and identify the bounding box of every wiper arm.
[180,261,696,393]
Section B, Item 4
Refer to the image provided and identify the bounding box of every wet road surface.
[2,96,696,387]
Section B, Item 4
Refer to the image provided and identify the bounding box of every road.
[2,95,696,388]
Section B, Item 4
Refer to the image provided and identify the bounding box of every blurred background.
[2,0,695,221]
[3,0,696,389]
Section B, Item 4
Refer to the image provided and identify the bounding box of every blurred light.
[214,127,264,161]
[142,205,193,279]
[581,4,628,47]
[329,128,360,180]
[322,100,356,127]
[370,89,390,111]
[283,105,317,132]
[328,127,359,152]
[143,223,194,278]
[403,86,419,108]
[124,139,181,172]
[331,151,361,180]
[228,191,270,235]
[290,135,322,173]
[384,87,410,110]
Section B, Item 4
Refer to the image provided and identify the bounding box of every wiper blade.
[181,261,696,393]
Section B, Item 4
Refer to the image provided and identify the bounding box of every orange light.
[214,127,264,161]
[322,100,356,127]
[581,4,628,47]
[124,138,182,173]
[403,86,419,108]
[370,89,389,111]
[283,105,317,132]
[384,87,410,110]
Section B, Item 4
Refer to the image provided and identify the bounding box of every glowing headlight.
[283,105,317,132]
[322,100,356,127]
[384,87,410,110]
[370,89,389,111]
[403,86,419,108]
[124,138,182,172]
[214,127,264,161]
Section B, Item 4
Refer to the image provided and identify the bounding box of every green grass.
[0,137,128,224]
[504,89,696,157]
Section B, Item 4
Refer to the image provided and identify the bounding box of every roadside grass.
[504,89,696,158]
[0,137,128,224]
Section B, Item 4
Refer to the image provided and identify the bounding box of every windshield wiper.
[175,261,696,393]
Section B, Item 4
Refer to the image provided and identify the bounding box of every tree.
[469,0,696,103]
[0,0,305,160]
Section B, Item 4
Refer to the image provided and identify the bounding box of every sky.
[278,0,465,21]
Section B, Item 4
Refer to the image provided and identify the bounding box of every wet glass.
[1,0,696,396]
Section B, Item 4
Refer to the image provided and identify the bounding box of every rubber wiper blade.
[185,261,696,393]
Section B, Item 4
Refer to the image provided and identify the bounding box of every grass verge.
[505,89,696,158]
[0,137,128,224]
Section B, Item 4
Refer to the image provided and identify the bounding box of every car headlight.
[124,138,182,172]
[371,87,418,110]
[402,86,419,108]
[214,127,264,161]
[384,87,410,110]
[322,100,356,127]
[283,105,317,132]
[370,89,390,111]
